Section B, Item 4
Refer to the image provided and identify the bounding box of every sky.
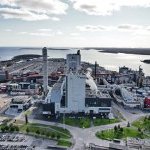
[0,0,150,47]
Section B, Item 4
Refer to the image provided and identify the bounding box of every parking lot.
[0,133,57,150]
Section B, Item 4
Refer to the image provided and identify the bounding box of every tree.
[138,127,141,132]
[15,126,19,132]
[144,116,147,121]
[46,132,50,138]
[10,126,15,132]
[26,127,29,133]
[9,123,13,127]
[118,124,121,130]
[101,130,104,136]
[1,126,5,133]
[4,125,9,131]
[57,134,61,140]
[127,122,130,127]
[120,127,123,132]
[36,130,40,135]
[114,125,118,132]
[25,114,28,124]
[51,133,55,139]
[41,131,45,135]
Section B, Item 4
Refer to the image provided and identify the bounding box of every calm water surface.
[0,47,149,76]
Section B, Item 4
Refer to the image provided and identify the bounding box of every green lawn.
[61,117,91,128]
[19,123,71,139]
[57,139,72,147]
[27,123,71,137]
[93,118,119,126]
[132,116,150,131]
[61,117,120,128]
[96,127,149,140]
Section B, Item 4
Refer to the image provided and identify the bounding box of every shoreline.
[98,48,150,55]
[141,59,150,64]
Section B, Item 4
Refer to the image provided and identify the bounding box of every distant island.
[141,59,150,64]
[96,48,150,55]
[19,47,70,51]
[0,54,42,67]
[12,54,42,61]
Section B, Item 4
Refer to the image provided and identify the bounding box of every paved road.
[10,104,150,150]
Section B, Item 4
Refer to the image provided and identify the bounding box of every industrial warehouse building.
[43,50,113,118]
[0,69,7,82]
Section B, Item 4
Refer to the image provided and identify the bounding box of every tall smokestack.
[42,47,48,96]
[94,61,97,79]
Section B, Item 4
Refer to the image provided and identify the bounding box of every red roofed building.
[144,97,150,109]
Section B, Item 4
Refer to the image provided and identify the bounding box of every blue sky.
[0,0,150,47]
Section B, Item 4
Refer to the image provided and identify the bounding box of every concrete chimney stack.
[42,47,48,96]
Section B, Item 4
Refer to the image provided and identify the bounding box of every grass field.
[19,123,72,147]
[57,139,72,147]
[19,123,71,139]
[61,117,119,128]
[96,127,149,140]
[93,118,119,126]
[132,116,150,131]
[61,117,91,128]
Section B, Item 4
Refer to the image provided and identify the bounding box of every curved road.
[14,104,150,150]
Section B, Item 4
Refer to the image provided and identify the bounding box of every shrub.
[41,131,45,135]
[36,130,40,135]
[114,125,118,132]
[120,127,123,132]
[10,126,15,132]
[4,125,9,131]
[127,122,130,127]
[57,134,61,140]
[46,132,50,138]
[26,127,29,133]
[1,126,5,132]
[15,126,19,132]
[51,133,55,139]
[138,127,141,132]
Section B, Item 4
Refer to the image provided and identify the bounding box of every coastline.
[141,59,150,64]
[98,48,150,55]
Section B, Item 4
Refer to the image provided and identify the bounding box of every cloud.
[70,32,80,36]
[56,31,63,35]
[146,26,150,31]
[0,0,16,6]
[0,0,68,21]
[70,36,85,40]
[0,8,50,21]
[19,31,27,34]
[117,24,150,35]
[117,24,142,31]
[18,29,63,37]
[76,24,150,36]
[70,0,150,16]
[76,25,108,31]
[29,32,53,37]
[51,17,60,21]
[5,29,12,32]
[16,0,68,15]
[19,31,53,37]
[38,28,52,32]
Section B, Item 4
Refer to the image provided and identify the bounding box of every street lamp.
[63,110,66,130]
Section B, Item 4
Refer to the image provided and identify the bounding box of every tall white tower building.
[66,50,81,73]
[42,47,48,96]
[66,73,86,113]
